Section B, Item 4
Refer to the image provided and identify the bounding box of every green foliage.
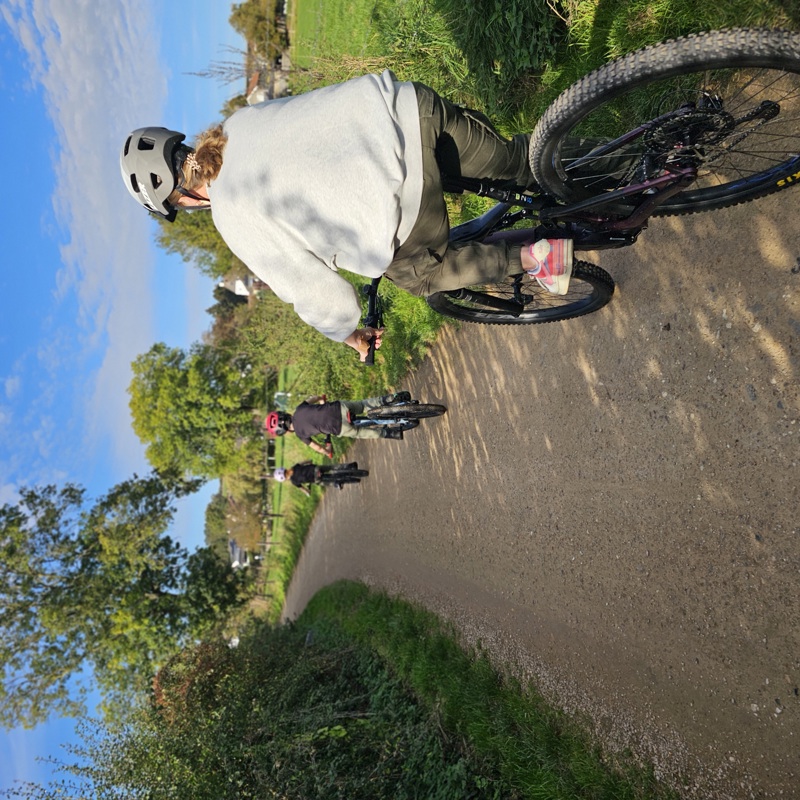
[292,0,565,117]
[220,92,249,118]
[236,276,443,401]
[530,0,800,121]
[374,0,565,114]
[230,0,287,56]
[128,342,263,479]
[10,585,680,799]
[0,474,248,730]
[229,1,271,43]
[207,284,248,320]
[302,582,679,800]
[12,625,505,799]
[566,0,797,66]
[154,209,240,280]
[203,490,230,556]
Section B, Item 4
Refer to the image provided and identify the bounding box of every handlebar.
[361,278,384,366]
[365,340,376,366]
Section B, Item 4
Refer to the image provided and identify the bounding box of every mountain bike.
[347,395,448,429]
[364,28,800,355]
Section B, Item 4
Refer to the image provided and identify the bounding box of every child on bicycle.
[273,461,361,494]
[121,73,571,361]
[265,391,411,457]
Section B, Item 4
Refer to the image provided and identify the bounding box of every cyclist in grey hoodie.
[121,72,568,360]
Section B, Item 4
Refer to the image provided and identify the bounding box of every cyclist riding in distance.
[273,461,363,495]
[265,392,413,457]
[120,72,571,361]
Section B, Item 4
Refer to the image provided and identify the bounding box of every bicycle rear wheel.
[367,404,447,420]
[425,261,613,324]
[530,29,800,216]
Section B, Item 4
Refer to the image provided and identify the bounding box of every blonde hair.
[168,124,228,203]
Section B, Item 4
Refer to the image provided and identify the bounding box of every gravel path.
[283,193,800,799]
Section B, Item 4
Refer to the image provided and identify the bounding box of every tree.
[229,1,287,54]
[4,621,501,800]
[154,208,241,280]
[220,93,249,118]
[0,472,247,730]
[203,491,230,559]
[207,284,248,321]
[128,342,262,479]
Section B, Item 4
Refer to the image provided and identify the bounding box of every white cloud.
[4,0,169,476]
[3,376,20,400]
[0,482,20,506]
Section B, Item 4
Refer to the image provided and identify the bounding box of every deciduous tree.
[0,472,247,730]
[128,342,261,479]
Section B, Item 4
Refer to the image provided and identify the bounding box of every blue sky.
[0,0,244,789]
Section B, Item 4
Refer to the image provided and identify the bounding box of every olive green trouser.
[385,83,534,297]
[338,396,386,439]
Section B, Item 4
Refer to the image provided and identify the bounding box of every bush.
[24,625,508,800]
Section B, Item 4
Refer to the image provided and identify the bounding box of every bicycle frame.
[445,164,697,250]
[349,405,419,429]
[362,159,694,345]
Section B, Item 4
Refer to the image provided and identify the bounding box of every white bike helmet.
[273,468,287,482]
[120,126,191,222]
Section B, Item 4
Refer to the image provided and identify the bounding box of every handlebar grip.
[364,335,376,366]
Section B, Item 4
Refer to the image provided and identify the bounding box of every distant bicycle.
[317,463,370,488]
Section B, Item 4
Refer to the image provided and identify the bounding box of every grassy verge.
[290,0,798,127]
[301,581,679,799]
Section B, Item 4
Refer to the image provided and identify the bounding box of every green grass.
[288,0,798,130]
[292,0,379,68]
[302,581,679,800]
[524,0,800,122]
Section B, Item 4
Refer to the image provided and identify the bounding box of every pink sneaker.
[526,239,573,295]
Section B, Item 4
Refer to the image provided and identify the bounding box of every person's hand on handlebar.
[344,327,384,362]
[310,439,334,458]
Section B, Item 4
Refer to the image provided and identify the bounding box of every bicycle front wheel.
[337,469,369,479]
[426,261,613,325]
[530,29,800,216]
[366,404,447,421]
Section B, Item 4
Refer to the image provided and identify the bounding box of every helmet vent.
[137,137,155,151]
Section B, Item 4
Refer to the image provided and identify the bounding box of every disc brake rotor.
[644,108,735,153]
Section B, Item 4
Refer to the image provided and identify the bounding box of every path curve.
[283,193,800,799]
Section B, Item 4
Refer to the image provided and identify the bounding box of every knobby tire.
[426,261,614,325]
[366,404,447,420]
[530,29,800,216]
